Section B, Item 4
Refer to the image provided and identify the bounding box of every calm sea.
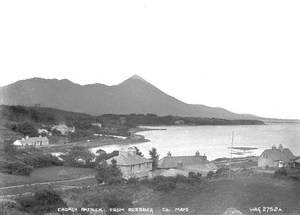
[91,123,300,160]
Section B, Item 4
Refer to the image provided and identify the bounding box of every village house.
[13,136,49,147]
[258,144,296,169]
[157,151,218,177]
[51,124,75,135]
[106,147,152,179]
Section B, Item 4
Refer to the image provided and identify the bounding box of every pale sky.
[0,0,300,119]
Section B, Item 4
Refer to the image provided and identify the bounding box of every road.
[0,175,94,191]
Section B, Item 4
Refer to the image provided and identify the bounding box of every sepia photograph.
[0,0,299,214]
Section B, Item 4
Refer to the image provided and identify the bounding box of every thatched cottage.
[158,151,217,176]
[258,144,295,169]
[106,148,152,179]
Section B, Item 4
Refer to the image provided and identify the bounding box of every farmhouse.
[106,147,152,179]
[258,144,295,169]
[13,136,49,147]
[51,124,75,135]
[158,151,217,176]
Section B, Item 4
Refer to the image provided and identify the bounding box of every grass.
[133,174,300,215]
[59,173,300,215]
[0,166,96,188]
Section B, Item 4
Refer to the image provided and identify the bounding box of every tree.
[1,161,33,176]
[149,147,159,170]
[95,159,123,184]
[95,150,119,167]
[12,122,38,137]
[134,146,143,157]
[3,139,17,155]
[63,146,95,167]
[17,188,66,214]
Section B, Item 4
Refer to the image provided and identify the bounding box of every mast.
[229,131,234,178]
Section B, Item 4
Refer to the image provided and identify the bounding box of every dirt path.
[0,175,94,191]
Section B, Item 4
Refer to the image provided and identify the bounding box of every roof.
[159,168,189,177]
[260,148,295,162]
[107,152,152,166]
[158,155,208,169]
[18,137,49,144]
[185,163,218,172]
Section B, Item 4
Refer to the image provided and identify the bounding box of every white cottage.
[258,144,295,169]
[13,136,49,147]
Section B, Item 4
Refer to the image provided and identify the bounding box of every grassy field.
[0,166,96,188]
[135,175,300,215]
[58,174,300,215]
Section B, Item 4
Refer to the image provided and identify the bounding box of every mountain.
[0,75,259,119]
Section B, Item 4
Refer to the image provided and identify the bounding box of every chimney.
[127,148,136,156]
[272,145,276,150]
[167,151,172,157]
[195,150,200,156]
[278,144,283,151]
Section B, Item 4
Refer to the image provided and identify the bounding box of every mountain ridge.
[0,75,260,119]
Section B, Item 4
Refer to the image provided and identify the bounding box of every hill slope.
[0,75,258,119]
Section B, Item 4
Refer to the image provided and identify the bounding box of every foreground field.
[135,175,300,215]
[0,166,96,188]
[61,174,300,215]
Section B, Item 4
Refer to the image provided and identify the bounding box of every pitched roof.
[159,168,189,177]
[294,157,300,163]
[158,155,208,169]
[107,152,152,166]
[20,137,48,144]
[260,148,295,162]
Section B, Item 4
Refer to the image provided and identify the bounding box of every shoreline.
[42,127,155,154]
[42,136,149,154]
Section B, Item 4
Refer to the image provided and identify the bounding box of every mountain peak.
[118,74,149,86]
[130,74,145,81]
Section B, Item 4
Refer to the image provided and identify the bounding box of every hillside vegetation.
[0,105,264,143]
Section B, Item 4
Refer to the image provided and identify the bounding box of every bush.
[21,153,63,168]
[153,180,176,192]
[174,174,190,183]
[63,146,95,168]
[188,171,202,179]
[9,122,39,137]
[215,167,230,177]
[17,188,67,214]
[127,177,139,184]
[274,167,288,177]
[82,187,133,209]
[0,199,20,213]
[95,161,123,184]
[3,139,17,155]
[150,176,176,192]
[206,171,214,179]
[0,161,33,176]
